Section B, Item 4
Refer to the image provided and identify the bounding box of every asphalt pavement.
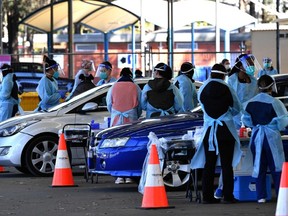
[0,167,279,216]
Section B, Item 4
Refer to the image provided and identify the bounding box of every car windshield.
[45,84,111,112]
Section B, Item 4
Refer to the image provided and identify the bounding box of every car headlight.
[0,120,40,137]
[100,137,129,148]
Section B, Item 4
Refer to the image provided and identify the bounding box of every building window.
[175,42,198,50]
[75,43,97,52]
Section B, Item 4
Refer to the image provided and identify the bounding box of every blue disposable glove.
[59,91,66,99]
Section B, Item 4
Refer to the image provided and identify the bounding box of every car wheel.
[162,159,191,187]
[24,135,59,177]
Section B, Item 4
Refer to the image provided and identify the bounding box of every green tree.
[2,0,48,61]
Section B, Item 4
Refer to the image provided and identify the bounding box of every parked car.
[94,74,288,187]
[0,78,154,176]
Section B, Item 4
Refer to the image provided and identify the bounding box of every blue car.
[94,74,288,187]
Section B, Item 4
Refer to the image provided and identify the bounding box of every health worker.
[228,54,260,129]
[242,74,288,203]
[141,62,182,118]
[257,57,278,78]
[0,64,21,121]
[191,64,242,204]
[35,55,64,111]
[95,61,116,86]
[173,62,198,112]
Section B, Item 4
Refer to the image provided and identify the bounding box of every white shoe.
[125,178,134,184]
[115,177,125,184]
[258,198,266,203]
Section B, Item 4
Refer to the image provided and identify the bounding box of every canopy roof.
[114,0,257,31]
[20,0,139,33]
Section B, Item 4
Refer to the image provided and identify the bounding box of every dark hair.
[101,61,112,70]
[120,67,132,78]
[221,59,229,65]
[43,55,57,71]
[135,69,142,76]
[258,75,274,92]
[210,63,226,79]
[154,62,172,80]
[230,54,247,76]
[180,62,194,73]
[0,63,13,73]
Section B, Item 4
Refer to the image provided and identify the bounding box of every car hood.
[0,111,57,128]
[97,112,203,139]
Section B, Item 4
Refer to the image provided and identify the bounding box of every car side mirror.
[82,102,98,111]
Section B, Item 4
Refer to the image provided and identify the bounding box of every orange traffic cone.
[141,143,174,209]
[52,133,77,187]
[275,162,288,216]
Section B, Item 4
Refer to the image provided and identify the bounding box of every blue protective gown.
[141,79,183,118]
[173,74,198,112]
[257,68,278,78]
[191,78,243,170]
[96,77,117,86]
[35,76,61,111]
[0,73,20,121]
[227,73,258,129]
[242,93,288,178]
[106,80,142,126]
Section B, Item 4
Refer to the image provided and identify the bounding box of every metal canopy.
[20,0,139,33]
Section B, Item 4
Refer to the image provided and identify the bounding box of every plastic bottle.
[239,124,246,138]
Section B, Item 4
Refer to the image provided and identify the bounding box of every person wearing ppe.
[221,58,231,73]
[191,64,242,204]
[173,62,198,112]
[228,54,260,129]
[257,57,278,78]
[95,61,116,86]
[242,75,288,203]
[66,74,95,100]
[106,67,142,185]
[0,64,21,121]
[141,62,182,118]
[66,59,95,101]
[35,55,63,111]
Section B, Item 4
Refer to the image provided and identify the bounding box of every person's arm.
[141,84,149,111]
[172,84,183,113]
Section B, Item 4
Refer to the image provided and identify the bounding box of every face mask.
[53,71,60,79]
[224,65,230,70]
[263,63,271,68]
[245,66,255,76]
[100,71,108,80]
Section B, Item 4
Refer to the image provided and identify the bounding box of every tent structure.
[20,0,257,73]
[20,0,140,77]
[114,0,256,31]
[20,0,139,33]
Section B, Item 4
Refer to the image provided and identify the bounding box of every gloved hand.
[59,90,66,99]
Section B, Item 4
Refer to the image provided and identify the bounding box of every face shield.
[238,54,262,76]
[45,63,65,78]
[95,63,111,78]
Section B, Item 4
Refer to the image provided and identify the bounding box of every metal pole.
[215,0,220,63]
[68,0,73,78]
[48,0,54,56]
[0,0,3,54]
[276,0,280,73]
[140,0,146,73]
[191,22,194,65]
